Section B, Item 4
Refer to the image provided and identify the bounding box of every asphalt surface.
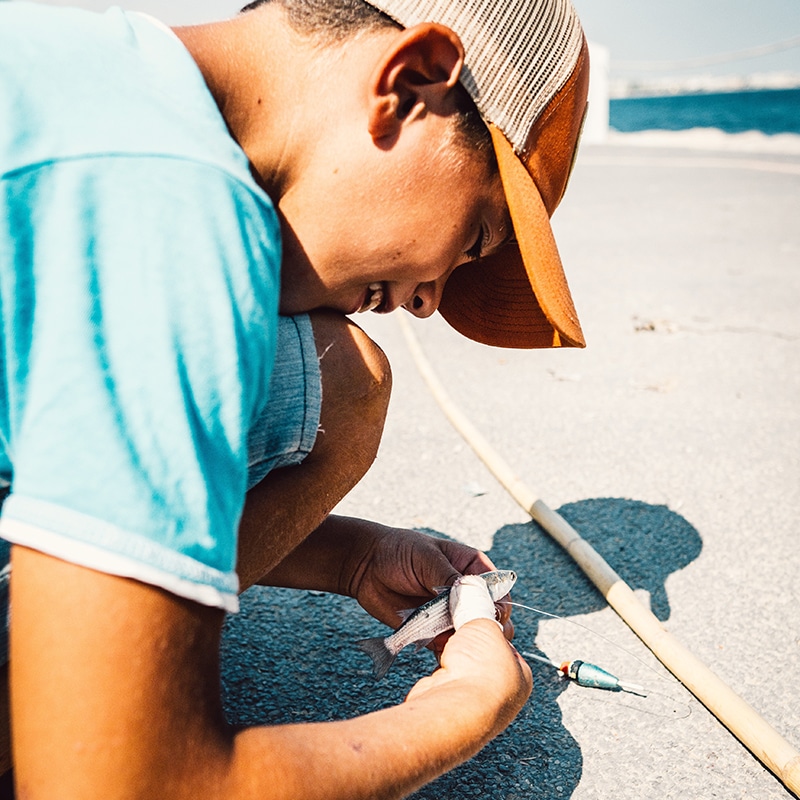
[221,137,800,799]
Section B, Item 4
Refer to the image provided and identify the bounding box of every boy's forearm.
[256,514,381,595]
[226,624,515,800]
[12,549,530,800]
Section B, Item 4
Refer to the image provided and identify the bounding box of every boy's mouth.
[358,282,384,313]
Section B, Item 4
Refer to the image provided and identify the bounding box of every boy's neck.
[173,7,318,200]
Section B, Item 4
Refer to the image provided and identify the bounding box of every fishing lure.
[523,652,646,695]
[508,600,691,719]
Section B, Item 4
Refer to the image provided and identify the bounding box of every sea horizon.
[608,86,800,142]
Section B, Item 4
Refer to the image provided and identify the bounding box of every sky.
[572,0,800,81]
[14,0,800,82]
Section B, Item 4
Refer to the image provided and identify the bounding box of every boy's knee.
[347,322,392,413]
[310,311,392,452]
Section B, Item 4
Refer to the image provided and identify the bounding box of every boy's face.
[277,113,512,319]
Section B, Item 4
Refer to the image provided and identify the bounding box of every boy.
[0,0,588,796]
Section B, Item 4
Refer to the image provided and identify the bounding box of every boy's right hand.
[405,611,532,742]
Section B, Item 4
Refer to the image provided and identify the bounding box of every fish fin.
[432,586,450,595]
[356,637,397,681]
[412,637,434,653]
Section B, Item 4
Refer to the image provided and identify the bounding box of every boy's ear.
[367,23,465,140]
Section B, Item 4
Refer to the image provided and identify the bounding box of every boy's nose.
[403,277,447,319]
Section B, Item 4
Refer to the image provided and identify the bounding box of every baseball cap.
[363,0,590,348]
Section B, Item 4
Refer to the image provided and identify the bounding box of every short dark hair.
[241,0,493,159]
[242,0,397,42]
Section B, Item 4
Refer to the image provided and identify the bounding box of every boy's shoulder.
[0,3,251,189]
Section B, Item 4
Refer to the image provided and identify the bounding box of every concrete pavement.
[221,137,800,799]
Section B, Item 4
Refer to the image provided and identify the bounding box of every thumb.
[449,575,502,631]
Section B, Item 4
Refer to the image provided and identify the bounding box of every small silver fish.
[357,569,516,680]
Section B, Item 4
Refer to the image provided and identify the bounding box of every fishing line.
[509,601,673,681]
[398,312,800,795]
[507,600,692,720]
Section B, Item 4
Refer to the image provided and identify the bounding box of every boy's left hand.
[344,524,514,646]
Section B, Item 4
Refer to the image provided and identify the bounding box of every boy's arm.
[10,546,531,800]
[256,514,502,630]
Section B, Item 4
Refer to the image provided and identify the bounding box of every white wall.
[583,41,610,144]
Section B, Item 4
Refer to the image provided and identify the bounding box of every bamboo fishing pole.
[397,314,800,797]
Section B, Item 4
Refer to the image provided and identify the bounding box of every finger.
[449,575,502,631]
[415,540,462,593]
[438,539,496,576]
[496,597,511,627]
[495,597,518,642]
[502,615,515,643]
[463,551,496,574]
[429,601,513,658]
[429,629,452,662]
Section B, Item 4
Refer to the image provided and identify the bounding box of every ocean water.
[609,87,800,136]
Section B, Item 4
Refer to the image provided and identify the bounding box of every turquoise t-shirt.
[0,4,282,612]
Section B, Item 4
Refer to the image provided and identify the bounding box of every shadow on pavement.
[220,498,701,799]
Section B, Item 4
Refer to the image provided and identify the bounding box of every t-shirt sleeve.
[0,156,280,611]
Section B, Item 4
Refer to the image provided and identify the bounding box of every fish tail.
[356,636,397,680]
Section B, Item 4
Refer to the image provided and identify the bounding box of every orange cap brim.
[493,122,584,348]
[438,126,584,348]
[438,38,590,350]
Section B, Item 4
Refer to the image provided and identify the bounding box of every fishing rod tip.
[618,680,647,696]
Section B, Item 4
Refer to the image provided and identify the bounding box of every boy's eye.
[466,225,487,261]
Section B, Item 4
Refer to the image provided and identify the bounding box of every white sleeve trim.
[0,517,239,613]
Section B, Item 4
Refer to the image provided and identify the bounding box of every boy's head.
[243,0,589,349]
